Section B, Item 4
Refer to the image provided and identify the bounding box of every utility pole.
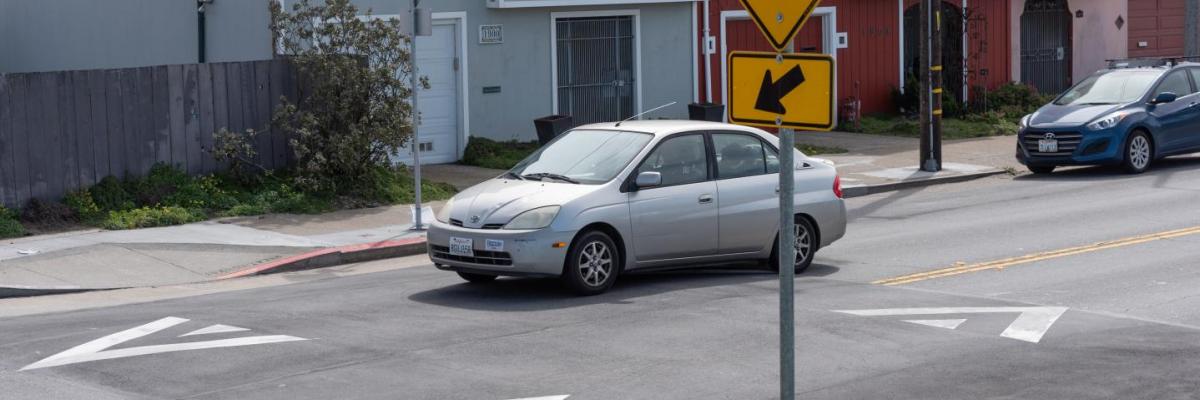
[1187,0,1199,57]
[919,0,943,172]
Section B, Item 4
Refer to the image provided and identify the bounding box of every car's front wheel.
[1122,131,1153,174]
[562,230,620,295]
[770,216,817,274]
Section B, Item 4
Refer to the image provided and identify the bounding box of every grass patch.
[53,163,457,231]
[850,115,1019,140]
[462,137,539,170]
[795,143,848,155]
[0,206,25,239]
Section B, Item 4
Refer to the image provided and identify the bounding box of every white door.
[396,21,460,165]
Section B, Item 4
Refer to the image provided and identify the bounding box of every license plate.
[1038,139,1058,153]
[449,237,474,257]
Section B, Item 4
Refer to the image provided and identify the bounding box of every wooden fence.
[0,59,298,209]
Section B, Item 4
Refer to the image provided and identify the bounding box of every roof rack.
[1106,56,1200,69]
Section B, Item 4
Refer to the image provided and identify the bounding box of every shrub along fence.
[0,59,298,209]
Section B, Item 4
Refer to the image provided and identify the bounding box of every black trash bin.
[534,115,574,146]
[688,103,725,122]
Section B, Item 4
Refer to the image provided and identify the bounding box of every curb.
[215,237,428,280]
[0,285,98,299]
[0,238,428,299]
[842,169,1008,199]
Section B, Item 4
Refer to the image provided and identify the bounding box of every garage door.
[395,21,461,165]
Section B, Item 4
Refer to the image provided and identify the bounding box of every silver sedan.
[429,120,846,295]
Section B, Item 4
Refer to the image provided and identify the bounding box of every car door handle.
[698,194,714,204]
[775,186,781,194]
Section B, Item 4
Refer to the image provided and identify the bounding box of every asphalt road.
[3,156,1200,399]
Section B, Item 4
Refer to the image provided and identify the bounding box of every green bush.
[164,174,240,210]
[268,0,420,193]
[0,206,25,239]
[20,198,77,226]
[64,190,103,222]
[101,206,207,230]
[90,176,135,212]
[984,82,1055,119]
[462,137,540,170]
[359,165,458,205]
[243,183,331,216]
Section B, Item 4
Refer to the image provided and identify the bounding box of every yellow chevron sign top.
[737,0,822,51]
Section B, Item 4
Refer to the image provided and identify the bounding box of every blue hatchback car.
[1017,60,1200,174]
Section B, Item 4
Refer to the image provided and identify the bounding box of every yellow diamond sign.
[728,51,834,131]
[737,0,822,51]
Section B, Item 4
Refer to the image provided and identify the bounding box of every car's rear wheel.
[1027,165,1055,174]
[1123,131,1153,174]
[769,216,817,274]
[457,272,497,284]
[562,230,620,295]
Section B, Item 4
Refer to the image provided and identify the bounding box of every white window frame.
[549,9,643,120]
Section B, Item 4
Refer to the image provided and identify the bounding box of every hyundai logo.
[469,215,481,223]
[1044,133,1056,140]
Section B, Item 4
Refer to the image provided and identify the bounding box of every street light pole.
[410,0,429,231]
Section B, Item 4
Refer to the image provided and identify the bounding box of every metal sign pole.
[777,50,797,400]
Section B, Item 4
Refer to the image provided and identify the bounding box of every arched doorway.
[1020,0,1072,95]
[904,2,965,107]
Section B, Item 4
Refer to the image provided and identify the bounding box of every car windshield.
[1054,70,1163,106]
[508,129,653,184]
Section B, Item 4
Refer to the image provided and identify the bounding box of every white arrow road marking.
[834,307,1068,343]
[21,317,307,371]
[180,324,251,337]
[505,396,570,400]
[903,318,967,330]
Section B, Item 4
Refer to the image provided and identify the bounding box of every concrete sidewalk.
[797,131,1017,196]
[0,203,440,297]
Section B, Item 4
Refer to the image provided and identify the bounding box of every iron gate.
[555,16,636,125]
[1021,0,1072,95]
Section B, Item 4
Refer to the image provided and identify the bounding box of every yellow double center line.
[874,225,1200,286]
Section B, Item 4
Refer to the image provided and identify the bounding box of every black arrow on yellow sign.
[754,65,806,115]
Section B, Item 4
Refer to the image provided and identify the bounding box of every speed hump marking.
[727,51,835,131]
[737,0,823,51]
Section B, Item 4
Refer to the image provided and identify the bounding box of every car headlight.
[1087,111,1129,131]
[503,206,560,230]
[435,198,455,223]
[1019,114,1033,128]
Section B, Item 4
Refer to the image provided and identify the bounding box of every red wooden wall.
[698,0,1012,116]
[1128,0,1186,58]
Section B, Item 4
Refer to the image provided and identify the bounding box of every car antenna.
[616,101,677,127]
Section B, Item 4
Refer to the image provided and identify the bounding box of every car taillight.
[833,175,843,199]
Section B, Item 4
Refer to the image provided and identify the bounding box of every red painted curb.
[216,237,427,280]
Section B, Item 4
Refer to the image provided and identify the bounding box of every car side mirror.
[1152,92,1178,104]
[634,171,662,189]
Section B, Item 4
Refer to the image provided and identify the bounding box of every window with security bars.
[555,16,636,126]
